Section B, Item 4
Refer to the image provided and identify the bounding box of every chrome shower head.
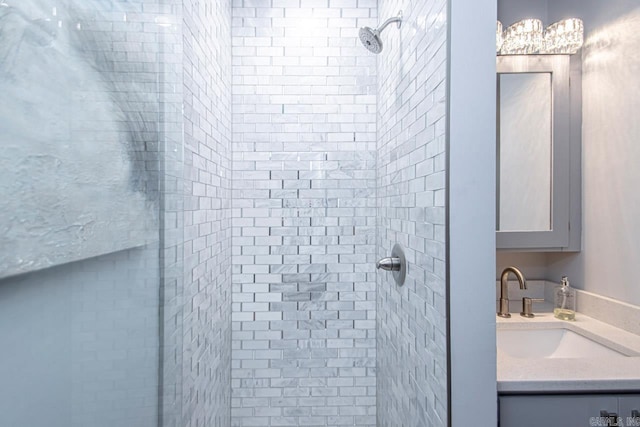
[358,11,403,54]
[359,27,383,54]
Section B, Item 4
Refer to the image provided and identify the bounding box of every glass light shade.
[542,18,584,54]
[500,19,543,55]
[497,21,504,52]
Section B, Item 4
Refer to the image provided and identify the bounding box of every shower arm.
[377,13,402,33]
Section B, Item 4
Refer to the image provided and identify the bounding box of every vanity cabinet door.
[619,395,640,424]
[496,54,582,252]
[499,395,618,427]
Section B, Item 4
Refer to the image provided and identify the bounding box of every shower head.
[358,11,403,54]
[359,27,383,54]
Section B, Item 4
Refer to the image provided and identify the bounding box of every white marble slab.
[0,1,159,278]
[497,310,640,393]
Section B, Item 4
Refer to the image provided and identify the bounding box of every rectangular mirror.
[499,72,552,232]
[497,55,574,250]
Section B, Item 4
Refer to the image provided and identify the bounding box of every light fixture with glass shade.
[498,18,584,56]
[500,19,544,55]
[497,21,504,53]
[542,18,584,54]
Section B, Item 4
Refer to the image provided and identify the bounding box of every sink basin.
[497,328,627,359]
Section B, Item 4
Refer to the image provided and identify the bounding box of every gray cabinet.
[500,395,616,426]
[499,394,640,426]
[620,396,640,423]
[496,55,582,252]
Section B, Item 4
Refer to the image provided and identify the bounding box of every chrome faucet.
[498,266,527,318]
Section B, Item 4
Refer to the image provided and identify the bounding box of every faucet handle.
[520,297,545,318]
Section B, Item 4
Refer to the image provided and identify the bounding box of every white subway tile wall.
[376,0,448,426]
[231,1,378,425]
[181,0,233,426]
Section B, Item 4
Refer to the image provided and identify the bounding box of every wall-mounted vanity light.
[500,19,544,55]
[497,18,584,55]
[542,18,584,54]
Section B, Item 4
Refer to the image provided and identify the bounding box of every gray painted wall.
[496,252,549,280]
[547,0,640,306]
[449,0,498,425]
[498,0,547,27]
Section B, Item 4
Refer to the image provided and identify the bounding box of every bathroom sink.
[497,328,627,359]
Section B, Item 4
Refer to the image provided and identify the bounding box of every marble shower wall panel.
[0,0,180,425]
[376,0,449,426]
[231,1,378,425]
[181,0,233,426]
[0,0,162,278]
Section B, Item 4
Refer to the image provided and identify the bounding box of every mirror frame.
[496,55,571,249]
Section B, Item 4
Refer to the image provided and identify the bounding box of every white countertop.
[497,306,640,393]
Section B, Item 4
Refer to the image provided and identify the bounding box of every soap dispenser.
[554,276,576,321]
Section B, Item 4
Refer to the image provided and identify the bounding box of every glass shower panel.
[0,0,182,426]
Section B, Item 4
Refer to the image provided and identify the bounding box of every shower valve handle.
[377,244,407,286]
[376,257,402,272]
